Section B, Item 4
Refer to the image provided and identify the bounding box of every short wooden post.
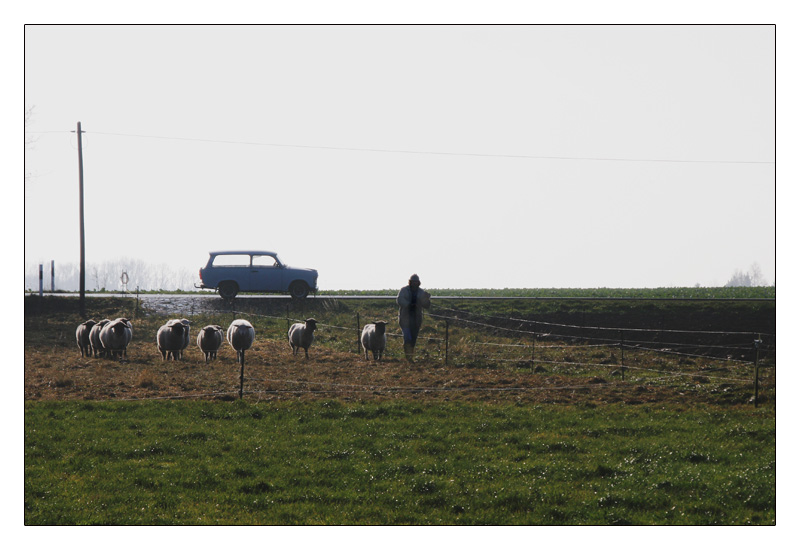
[356,313,361,354]
[754,335,762,408]
[39,264,43,297]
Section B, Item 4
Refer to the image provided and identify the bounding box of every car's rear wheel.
[218,281,239,300]
[289,281,310,299]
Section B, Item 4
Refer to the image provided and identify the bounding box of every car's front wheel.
[289,281,310,299]
[218,281,239,300]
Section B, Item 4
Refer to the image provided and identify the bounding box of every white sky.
[23,14,778,291]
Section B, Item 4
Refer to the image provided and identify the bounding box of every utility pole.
[76,122,87,318]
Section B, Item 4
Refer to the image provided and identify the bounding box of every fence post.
[356,313,361,354]
[445,319,449,366]
[753,335,762,408]
[39,264,43,297]
[239,358,245,399]
[620,330,625,381]
[51,260,55,292]
[286,304,290,334]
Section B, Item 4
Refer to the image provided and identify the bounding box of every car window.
[211,254,251,267]
[252,255,278,267]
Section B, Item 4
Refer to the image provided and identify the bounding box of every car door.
[249,254,284,292]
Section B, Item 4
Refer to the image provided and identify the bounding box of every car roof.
[209,251,278,256]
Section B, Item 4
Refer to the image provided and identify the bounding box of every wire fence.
[32,296,776,406]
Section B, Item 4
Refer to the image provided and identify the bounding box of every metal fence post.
[239,358,245,400]
[356,313,361,354]
[620,330,625,381]
[754,335,762,408]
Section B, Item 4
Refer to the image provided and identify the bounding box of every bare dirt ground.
[24,337,771,407]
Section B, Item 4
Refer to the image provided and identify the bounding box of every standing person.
[397,274,431,362]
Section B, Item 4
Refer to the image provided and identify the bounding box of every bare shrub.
[53,375,73,388]
[137,369,157,389]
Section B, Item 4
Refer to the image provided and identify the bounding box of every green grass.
[25,400,775,525]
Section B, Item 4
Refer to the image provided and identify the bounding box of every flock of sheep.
[75,316,391,367]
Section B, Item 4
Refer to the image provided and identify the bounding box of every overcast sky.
[24,23,776,290]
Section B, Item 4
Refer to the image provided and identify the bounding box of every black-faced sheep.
[157,319,188,361]
[360,320,388,361]
[288,318,317,359]
[227,319,255,367]
[89,319,111,358]
[76,319,97,357]
[99,318,133,360]
[178,319,191,359]
[197,325,224,362]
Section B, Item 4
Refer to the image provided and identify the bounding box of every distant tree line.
[24,259,773,292]
[24,258,196,292]
[724,262,770,287]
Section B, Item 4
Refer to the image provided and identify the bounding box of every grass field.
[23,293,776,525]
[25,400,775,525]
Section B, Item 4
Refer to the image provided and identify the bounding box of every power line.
[31,129,775,165]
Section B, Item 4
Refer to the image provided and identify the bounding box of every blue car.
[197,251,318,299]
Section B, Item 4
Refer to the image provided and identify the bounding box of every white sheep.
[89,319,111,358]
[76,319,97,357]
[157,319,188,361]
[197,325,224,362]
[99,317,133,360]
[361,320,388,361]
[288,318,318,359]
[227,319,255,367]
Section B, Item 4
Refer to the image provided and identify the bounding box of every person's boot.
[404,343,415,363]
